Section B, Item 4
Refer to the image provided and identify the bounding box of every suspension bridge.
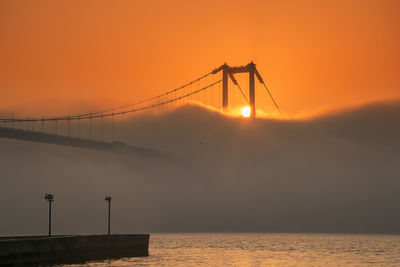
[0,62,279,155]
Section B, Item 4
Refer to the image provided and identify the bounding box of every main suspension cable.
[0,80,222,122]
[261,82,281,114]
[0,70,217,123]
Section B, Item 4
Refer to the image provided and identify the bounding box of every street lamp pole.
[44,193,54,237]
[105,196,112,235]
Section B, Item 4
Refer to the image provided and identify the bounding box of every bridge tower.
[216,62,258,118]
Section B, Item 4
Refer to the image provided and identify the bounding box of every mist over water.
[1,101,400,235]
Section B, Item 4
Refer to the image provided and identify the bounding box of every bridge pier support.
[222,63,229,112]
[249,62,256,118]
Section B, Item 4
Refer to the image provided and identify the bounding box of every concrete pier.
[0,234,149,265]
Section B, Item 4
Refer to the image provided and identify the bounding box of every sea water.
[60,233,400,266]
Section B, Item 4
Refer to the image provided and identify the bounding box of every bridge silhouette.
[0,62,279,154]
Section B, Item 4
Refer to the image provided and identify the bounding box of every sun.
[241,106,251,117]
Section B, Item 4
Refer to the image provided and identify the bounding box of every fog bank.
[1,101,400,235]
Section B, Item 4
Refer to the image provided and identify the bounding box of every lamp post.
[44,193,54,237]
[105,196,112,235]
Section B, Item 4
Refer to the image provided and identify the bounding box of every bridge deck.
[0,127,166,158]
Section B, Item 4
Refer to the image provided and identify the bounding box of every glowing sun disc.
[241,106,251,117]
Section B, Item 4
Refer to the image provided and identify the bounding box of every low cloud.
[0,100,399,235]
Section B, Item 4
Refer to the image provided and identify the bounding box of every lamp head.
[44,193,54,201]
[105,196,112,202]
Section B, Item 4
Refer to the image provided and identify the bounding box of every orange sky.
[1,0,400,116]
